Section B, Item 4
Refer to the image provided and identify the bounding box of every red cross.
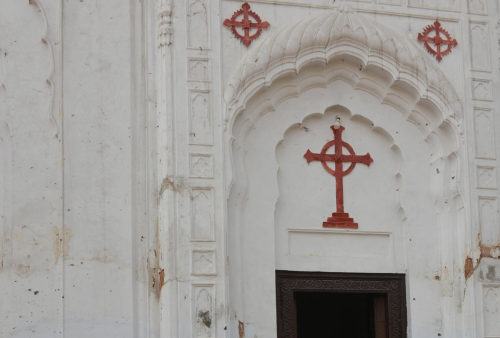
[418,21,458,62]
[223,3,270,46]
[304,125,373,228]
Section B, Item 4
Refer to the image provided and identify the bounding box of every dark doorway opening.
[295,292,387,338]
[276,271,407,338]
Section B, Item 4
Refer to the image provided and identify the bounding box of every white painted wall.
[0,0,499,337]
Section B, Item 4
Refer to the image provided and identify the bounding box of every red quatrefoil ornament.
[418,21,458,62]
[224,2,270,46]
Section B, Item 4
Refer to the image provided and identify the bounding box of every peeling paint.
[481,245,500,259]
[465,245,500,280]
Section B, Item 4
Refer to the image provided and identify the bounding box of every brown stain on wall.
[148,268,165,299]
[464,257,474,280]
[149,265,159,298]
[481,245,500,259]
[147,219,164,300]
[465,244,500,280]
[160,177,174,196]
[50,226,60,264]
[89,249,117,263]
[159,177,187,196]
[49,225,73,264]
[62,225,72,258]
[159,269,165,292]
[238,321,245,338]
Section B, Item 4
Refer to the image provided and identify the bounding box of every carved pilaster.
[156,1,178,337]
[157,0,174,47]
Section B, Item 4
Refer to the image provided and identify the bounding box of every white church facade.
[1,0,500,337]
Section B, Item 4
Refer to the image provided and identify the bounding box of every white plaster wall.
[1,0,500,337]
[0,0,156,337]
[62,1,136,335]
[1,1,63,336]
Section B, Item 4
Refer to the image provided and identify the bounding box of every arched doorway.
[224,5,465,337]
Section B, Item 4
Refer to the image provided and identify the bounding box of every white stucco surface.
[1,0,500,337]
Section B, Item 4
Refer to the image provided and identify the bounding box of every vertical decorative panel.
[497,22,500,70]
[474,108,496,159]
[189,90,213,146]
[468,0,487,14]
[190,187,215,241]
[470,22,491,72]
[408,0,459,11]
[478,197,499,246]
[192,284,215,338]
[378,0,401,5]
[483,286,500,337]
[189,154,214,178]
[477,166,497,189]
[472,79,493,101]
[188,58,211,82]
[187,0,210,49]
[192,250,216,275]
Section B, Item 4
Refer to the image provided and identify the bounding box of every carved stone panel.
[276,271,407,338]
[474,108,496,159]
[189,153,214,178]
[483,286,500,336]
[192,250,216,276]
[187,0,210,49]
[472,79,493,101]
[408,0,459,11]
[497,20,500,70]
[188,57,211,82]
[192,284,215,338]
[190,187,215,241]
[189,90,213,146]
[478,197,499,246]
[470,22,491,72]
[477,166,497,189]
[468,0,487,14]
[378,0,401,5]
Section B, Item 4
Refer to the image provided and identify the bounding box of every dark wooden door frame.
[276,270,408,338]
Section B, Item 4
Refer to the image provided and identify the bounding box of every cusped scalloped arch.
[224,3,463,132]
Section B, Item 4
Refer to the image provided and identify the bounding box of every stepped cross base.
[323,212,358,229]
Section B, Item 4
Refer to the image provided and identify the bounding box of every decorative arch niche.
[224,5,466,338]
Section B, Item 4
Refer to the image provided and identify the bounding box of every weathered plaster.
[1,0,500,337]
